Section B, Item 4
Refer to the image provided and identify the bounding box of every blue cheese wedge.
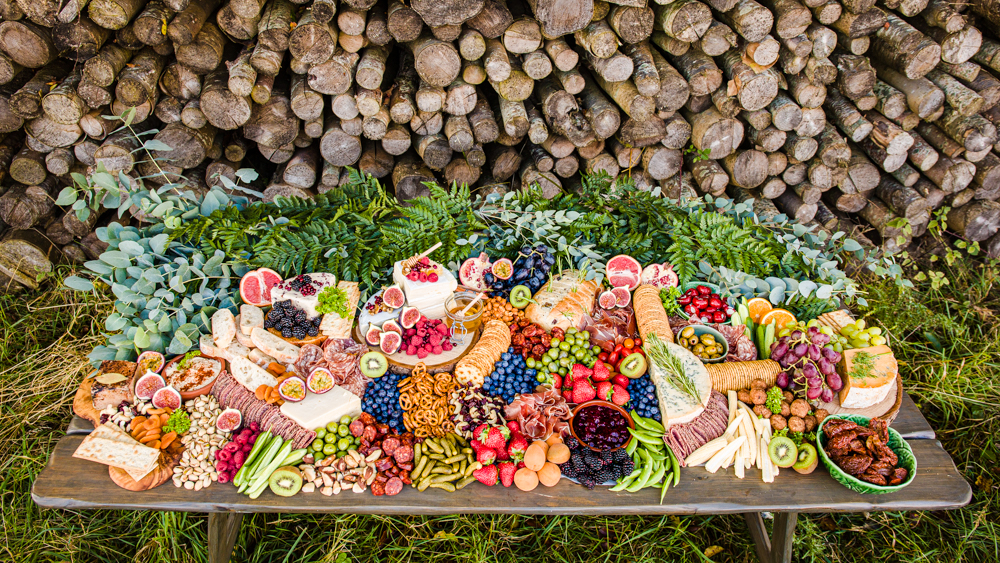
[280,386,362,430]
[649,342,712,426]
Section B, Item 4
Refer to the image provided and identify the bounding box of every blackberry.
[565,436,580,450]
[584,453,602,469]
[613,449,627,462]
[571,456,585,470]
[595,469,615,483]
[308,327,319,337]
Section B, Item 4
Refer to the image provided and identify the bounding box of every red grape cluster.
[771,326,843,402]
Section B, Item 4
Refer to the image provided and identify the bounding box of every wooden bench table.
[33,392,971,563]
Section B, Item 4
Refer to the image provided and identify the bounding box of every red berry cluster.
[405,257,439,283]
[677,285,734,323]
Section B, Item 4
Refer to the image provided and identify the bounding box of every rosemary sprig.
[645,334,701,404]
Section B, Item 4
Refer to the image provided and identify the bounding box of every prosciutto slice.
[504,388,572,440]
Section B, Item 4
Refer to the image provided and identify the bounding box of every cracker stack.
[706,360,782,392]
[454,319,511,387]
[634,284,674,344]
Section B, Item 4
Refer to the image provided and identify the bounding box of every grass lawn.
[2,256,997,563]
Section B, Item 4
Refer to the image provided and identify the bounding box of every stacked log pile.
[1,0,1000,288]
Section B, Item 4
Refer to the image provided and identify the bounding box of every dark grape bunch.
[264,300,321,339]
[483,347,538,404]
[483,245,555,297]
[559,436,635,490]
[282,274,319,296]
[772,326,843,402]
[361,370,406,432]
[626,374,662,422]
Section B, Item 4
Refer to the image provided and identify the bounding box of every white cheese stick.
[706,436,746,473]
[723,411,745,441]
[685,437,729,466]
[728,390,738,424]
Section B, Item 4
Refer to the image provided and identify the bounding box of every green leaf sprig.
[316,285,350,318]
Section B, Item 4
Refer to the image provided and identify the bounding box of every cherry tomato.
[608,352,619,365]
[713,311,726,323]
[633,337,642,347]
[697,285,711,296]
[623,338,635,349]
[598,352,608,362]
[613,344,625,355]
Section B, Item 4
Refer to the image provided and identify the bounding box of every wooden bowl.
[569,400,635,453]
[264,310,327,347]
[161,354,225,400]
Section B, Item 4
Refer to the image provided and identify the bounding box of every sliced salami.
[381,436,401,456]
[370,480,386,496]
[392,445,413,463]
[349,419,365,437]
[385,476,403,496]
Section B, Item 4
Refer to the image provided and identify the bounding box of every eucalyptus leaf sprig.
[644,334,701,404]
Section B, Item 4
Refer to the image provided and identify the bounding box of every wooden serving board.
[108,443,184,492]
[352,325,480,375]
[815,374,903,423]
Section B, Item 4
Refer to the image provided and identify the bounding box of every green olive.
[681,326,695,339]
[693,344,705,355]
[688,336,700,347]
[700,334,715,346]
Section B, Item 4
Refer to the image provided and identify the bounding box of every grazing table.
[34,392,970,563]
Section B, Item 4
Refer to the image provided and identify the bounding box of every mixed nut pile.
[172,396,226,490]
[449,386,507,439]
[296,450,379,495]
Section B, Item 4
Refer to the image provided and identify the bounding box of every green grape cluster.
[838,320,887,349]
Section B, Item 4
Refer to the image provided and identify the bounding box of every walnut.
[790,399,810,418]
[780,401,791,417]
[750,379,768,390]
[753,405,773,419]
[803,415,818,432]
[782,390,794,403]
[788,416,806,433]
[770,414,788,431]
[813,408,829,424]
[737,389,753,404]
[750,389,767,405]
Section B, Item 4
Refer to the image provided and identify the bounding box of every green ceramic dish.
[677,324,729,364]
[816,414,917,495]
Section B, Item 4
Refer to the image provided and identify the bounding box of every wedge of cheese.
[650,342,712,425]
[280,386,362,429]
[250,326,300,363]
[319,281,361,338]
[837,345,897,409]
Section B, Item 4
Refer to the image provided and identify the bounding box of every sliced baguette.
[239,304,264,336]
[224,341,251,362]
[200,334,223,358]
[212,308,237,349]
[233,316,256,348]
[229,355,278,392]
[250,326,300,363]
[248,348,278,368]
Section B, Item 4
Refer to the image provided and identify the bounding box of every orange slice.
[759,308,796,328]
[746,297,773,324]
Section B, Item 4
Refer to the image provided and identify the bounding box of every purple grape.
[818,358,834,376]
[820,388,834,402]
[821,347,840,361]
[807,344,821,361]
[802,362,818,378]
[813,333,830,346]
[807,386,822,400]
[826,372,843,391]
[793,343,807,356]
[771,341,788,359]
[791,330,804,340]
[776,371,790,388]
[807,327,819,337]
[807,375,821,388]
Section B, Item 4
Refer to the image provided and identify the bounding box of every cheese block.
[233,316,256,348]
[280,385,362,429]
[212,308,236,349]
[392,259,457,319]
[837,345,897,409]
[229,355,279,392]
[250,326,300,363]
[650,342,713,425]
[524,269,601,331]
[239,304,264,336]
[319,281,361,337]
[270,272,339,319]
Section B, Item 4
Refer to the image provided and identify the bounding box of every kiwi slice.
[768,436,798,468]
[792,443,818,475]
[619,352,648,378]
[268,466,303,497]
[360,351,389,378]
[509,285,532,308]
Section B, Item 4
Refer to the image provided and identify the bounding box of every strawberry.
[494,445,511,461]
[479,426,510,450]
[596,380,614,402]
[472,464,499,486]
[505,420,520,434]
[517,461,526,470]
[551,373,562,391]
[476,447,497,465]
[472,423,489,441]
[572,379,597,403]
[611,384,630,406]
[498,462,516,487]
[562,390,574,402]
[591,361,612,382]
[507,433,529,462]
[612,374,630,388]
[570,363,593,381]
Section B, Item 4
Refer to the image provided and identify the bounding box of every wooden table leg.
[208,512,244,563]
[742,511,798,563]
[770,512,797,563]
